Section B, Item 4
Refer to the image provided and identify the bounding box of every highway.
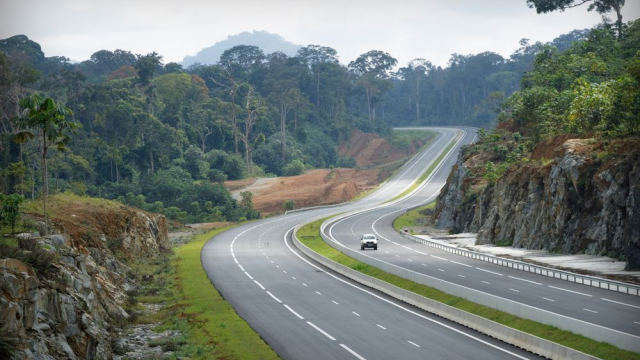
[323,129,640,338]
[202,127,549,359]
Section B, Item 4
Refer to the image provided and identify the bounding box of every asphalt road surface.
[202,128,548,359]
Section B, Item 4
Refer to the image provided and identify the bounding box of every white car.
[360,234,378,250]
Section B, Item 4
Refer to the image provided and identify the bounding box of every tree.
[349,50,398,123]
[219,45,265,79]
[135,52,163,86]
[297,45,339,110]
[397,59,433,123]
[240,191,253,211]
[526,0,626,37]
[240,85,266,176]
[14,94,80,235]
[0,193,24,234]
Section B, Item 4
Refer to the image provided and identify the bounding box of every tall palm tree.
[14,94,80,235]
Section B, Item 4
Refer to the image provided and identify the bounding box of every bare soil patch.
[339,128,422,167]
[228,168,387,215]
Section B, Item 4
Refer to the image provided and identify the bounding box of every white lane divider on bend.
[227,217,369,360]
[307,321,336,341]
[284,228,532,360]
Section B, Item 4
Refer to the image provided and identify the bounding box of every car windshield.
[363,235,375,240]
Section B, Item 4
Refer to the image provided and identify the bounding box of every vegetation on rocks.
[432,19,640,269]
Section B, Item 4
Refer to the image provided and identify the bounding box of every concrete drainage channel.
[399,232,640,297]
[292,218,600,360]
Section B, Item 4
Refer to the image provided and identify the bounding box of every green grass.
[392,202,436,232]
[170,225,281,360]
[387,137,458,203]
[297,219,639,360]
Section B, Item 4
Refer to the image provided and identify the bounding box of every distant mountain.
[182,30,302,67]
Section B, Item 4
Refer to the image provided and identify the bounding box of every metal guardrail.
[292,219,609,358]
[399,232,640,296]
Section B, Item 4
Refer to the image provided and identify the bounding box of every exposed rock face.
[0,208,168,359]
[433,138,640,270]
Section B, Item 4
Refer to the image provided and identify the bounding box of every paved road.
[323,129,640,338]
[202,128,544,359]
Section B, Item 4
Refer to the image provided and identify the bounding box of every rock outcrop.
[0,201,168,359]
[433,137,640,270]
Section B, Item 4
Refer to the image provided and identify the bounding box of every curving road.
[323,130,640,339]
[202,127,545,359]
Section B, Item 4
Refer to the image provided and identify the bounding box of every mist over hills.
[182,30,301,67]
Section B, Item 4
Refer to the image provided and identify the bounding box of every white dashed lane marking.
[549,286,592,297]
[266,291,282,303]
[476,267,503,276]
[340,344,367,360]
[376,324,386,330]
[508,276,542,285]
[284,304,304,320]
[408,340,420,348]
[307,322,336,341]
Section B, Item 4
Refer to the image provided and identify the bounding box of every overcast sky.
[1,0,639,67]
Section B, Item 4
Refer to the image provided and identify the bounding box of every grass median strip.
[387,136,459,203]
[297,219,639,360]
[393,202,436,232]
[147,225,281,360]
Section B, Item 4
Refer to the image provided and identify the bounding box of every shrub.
[282,160,305,177]
[336,157,356,168]
[283,199,295,211]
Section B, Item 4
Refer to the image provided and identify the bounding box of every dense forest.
[0,24,605,223]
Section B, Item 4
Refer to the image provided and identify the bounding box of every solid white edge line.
[340,343,367,360]
[307,321,336,341]
[283,228,534,360]
[284,304,304,320]
[549,285,593,297]
[508,276,542,286]
[266,291,282,303]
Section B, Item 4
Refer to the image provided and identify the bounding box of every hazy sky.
[1,0,639,67]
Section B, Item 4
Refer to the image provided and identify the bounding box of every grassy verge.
[387,136,458,203]
[134,225,280,360]
[296,219,638,360]
[392,202,436,233]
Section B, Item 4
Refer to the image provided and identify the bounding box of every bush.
[336,157,356,168]
[282,160,305,177]
[207,169,228,183]
[283,199,294,211]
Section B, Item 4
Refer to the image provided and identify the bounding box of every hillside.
[0,194,169,359]
[181,30,301,67]
[431,20,640,270]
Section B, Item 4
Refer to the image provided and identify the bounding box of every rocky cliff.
[0,196,169,359]
[433,136,640,270]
